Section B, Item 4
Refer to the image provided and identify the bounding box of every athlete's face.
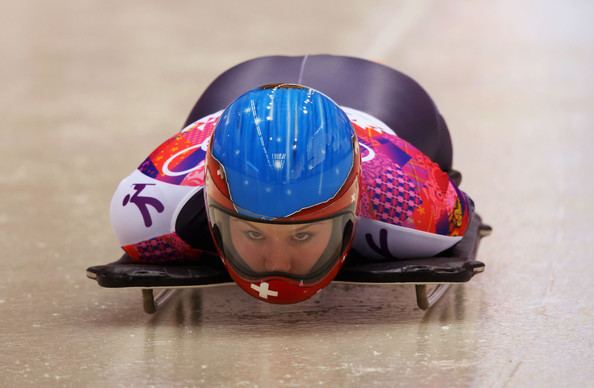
[229,218,333,275]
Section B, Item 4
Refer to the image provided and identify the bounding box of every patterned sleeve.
[110,112,222,263]
[354,121,472,238]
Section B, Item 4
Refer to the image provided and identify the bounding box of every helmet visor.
[208,207,354,282]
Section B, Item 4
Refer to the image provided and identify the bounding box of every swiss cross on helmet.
[205,84,360,304]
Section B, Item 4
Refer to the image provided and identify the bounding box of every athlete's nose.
[263,239,292,272]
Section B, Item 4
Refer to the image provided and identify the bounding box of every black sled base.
[87,214,491,312]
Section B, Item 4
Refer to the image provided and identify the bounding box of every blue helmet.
[206,84,360,304]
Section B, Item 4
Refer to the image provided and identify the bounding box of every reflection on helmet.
[205,84,360,304]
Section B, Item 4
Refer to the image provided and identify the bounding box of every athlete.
[109,80,472,304]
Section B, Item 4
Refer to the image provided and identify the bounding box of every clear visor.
[208,207,354,282]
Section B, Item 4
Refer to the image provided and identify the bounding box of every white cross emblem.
[250,282,279,299]
[216,168,223,178]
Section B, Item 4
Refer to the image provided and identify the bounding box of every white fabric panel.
[109,169,200,246]
[353,216,462,259]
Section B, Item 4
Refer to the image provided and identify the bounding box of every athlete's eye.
[244,230,264,240]
[292,232,312,242]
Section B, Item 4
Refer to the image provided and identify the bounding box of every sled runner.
[87,213,491,313]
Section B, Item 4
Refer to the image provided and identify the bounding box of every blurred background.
[1,0,593,386]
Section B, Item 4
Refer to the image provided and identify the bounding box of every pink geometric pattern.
[370,165,422,226]
[124,233,203,263]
